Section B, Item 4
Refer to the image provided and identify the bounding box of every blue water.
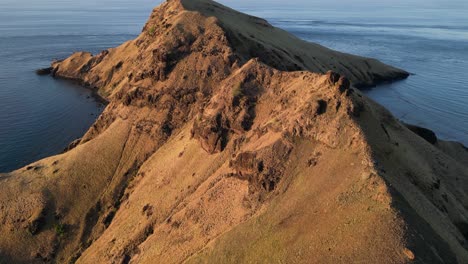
[0,0,156,172]
[0,0,467,172]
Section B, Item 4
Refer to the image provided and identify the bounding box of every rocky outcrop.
[405,123,438,144]
[229,138,292,195]
[35,67,53,75]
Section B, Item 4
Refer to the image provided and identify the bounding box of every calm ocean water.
[0,0,467,172]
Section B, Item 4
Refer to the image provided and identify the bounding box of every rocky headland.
[0,0,467,263]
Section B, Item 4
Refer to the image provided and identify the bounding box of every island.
[1,0,467,263]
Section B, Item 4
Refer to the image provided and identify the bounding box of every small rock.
[361,172,372,180]
[337,76,350,93]
[403,248,415,261]
[404,123,437,145]
[307,158,317,167]
[326,71,340,85]
[35,67,53,75]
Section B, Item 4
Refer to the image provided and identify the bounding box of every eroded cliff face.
[0,0,467,263]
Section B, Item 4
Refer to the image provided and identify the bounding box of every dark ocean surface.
[0,0,467,172]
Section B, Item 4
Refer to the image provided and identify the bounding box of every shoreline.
[36,66,109,105]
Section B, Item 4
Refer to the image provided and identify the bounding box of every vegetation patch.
[54,223,66,238]
[148,26,156,36]
[232,82,244,98]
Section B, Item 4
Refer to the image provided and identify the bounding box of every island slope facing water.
[0,0,467,263]
[0,0,154,172]
[1,0,467,172]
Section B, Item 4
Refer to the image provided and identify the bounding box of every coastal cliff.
[0,0,467,263]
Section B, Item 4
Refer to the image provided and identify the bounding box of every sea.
[0,0,467,172]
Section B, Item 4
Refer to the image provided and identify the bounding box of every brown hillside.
[0,0,466,263]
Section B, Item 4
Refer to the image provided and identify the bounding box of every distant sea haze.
[0,0,467,172]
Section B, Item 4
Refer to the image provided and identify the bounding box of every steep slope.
[0,0,466,263]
